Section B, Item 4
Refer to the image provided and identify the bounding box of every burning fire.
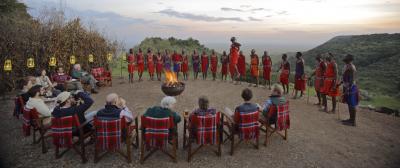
[164,70,178,86]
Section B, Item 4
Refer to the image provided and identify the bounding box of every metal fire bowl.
[161,82,185,96]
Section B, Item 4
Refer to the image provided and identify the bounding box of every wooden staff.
[307,79,310,104]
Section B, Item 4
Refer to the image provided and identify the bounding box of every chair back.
[190,112,220,145]
[235,110,259,140]
[141,116,173,148]
[22,107,39,136]
[94,116,126,151]
[268,102,290,131]
[14,96,24,119]
[92,67,104,78]
[51,115,80,148]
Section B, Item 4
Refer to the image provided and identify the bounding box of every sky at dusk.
[22,0,400,54]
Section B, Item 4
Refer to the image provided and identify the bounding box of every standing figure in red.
[192,50,200,80]
[172,50,182,79]
[262,51,272,89]
[309,54,326,106]
[136,48,145,82]
[250,49,259,87]
[229,37,241,84]
[201,51,209,80]
[238,51,246,84]
[181,50,189,80]
[220,51,229,81]
[278,54,290,94]
[155,50,163,81]
[294,52,306,99]
[146,48,155,80]
[127,48,135,83]
[321,53,340,113]
[210,50,218,81]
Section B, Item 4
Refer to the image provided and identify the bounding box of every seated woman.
[261,84,287,124]
[52,66,83,92]
[71,64,98,93]
[189,96,217,136]
[18,76,35,103]
[144,96,181,125]
[96,93,135,123]
[25,85,52,124]
[36,69,60,97]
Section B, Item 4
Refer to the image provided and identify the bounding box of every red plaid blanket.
[141,116,173,149]
[94,117,126,151]
[14,96,24,119]
[22,107,39,136]
[268,102,290,131]
[190,112,220,145]
[235,111,259,140]
[51,115,79,148]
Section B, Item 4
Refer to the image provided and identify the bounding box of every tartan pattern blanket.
[142,116,173,149]
[236,111,259,140]
[22,107,39,136]
[14,96,24,119]
[268,102,290,131]
[51,115,78,148]
[94,117,125,151]
[190,112,220,145]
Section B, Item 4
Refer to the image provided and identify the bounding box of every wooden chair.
[91,67,112,86]
[183,112,222,162]
[222,110,260,155]
[51,115,94,163]
[22,107,51,153]
[259,102,290,146]
[140,116,177,164]
[93,116,139,163]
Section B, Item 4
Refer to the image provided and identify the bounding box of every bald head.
[106,93,119,105]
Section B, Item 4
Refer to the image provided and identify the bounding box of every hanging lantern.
[70,55,76,64]
[107,53,113,62]
[88,54,94,63]
[49,56,57,67]
[27,57,35,68]
[4,59,12,72]
[121,53,126,61]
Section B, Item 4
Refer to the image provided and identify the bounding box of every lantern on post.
[88,54,94,63]
[122,53,126,61]
[49,56,57,67]
[27,57,35,68]
[70,55,76,64]
[4,59,12,72]
[107,53,113,62]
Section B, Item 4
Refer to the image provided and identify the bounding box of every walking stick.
[337,95,341,120]
[307,79,310,104]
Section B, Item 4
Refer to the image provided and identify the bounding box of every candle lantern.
[70,55,76,64]
[88,54,94,63]
[49,56,57,66]
[121,53,126,61]
[27,57,35,68]
[4,59,12,71]
[107,53,113,62]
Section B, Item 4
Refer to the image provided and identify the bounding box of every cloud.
[221,7,272,13]
[265,15,273,18]
[220,7,243,12]
[276,11,288,15]
[248,17,263,21]
[240,5,251,8]
[157,9,244,22]
[249,8,271,12]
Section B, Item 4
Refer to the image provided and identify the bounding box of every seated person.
[18,76,35,103]
[52,90,95,133]
[25,85,52,124]
[262,84,287,124]
[52,67,83,91]
[71,64,98,93]
[96,93,135,122]
[189,96,217,136]
[144,96,181,125]
[35,69,60,97]
[234,88,260,124]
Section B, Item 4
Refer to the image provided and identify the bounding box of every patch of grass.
[361,95,400,110]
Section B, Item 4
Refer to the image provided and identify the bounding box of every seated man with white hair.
[261,84,287,124]
[144,96,181,125]
[96,93,135,122]
[71,64,99,94]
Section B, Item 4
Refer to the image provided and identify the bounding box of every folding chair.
[140,116,177,164]
[91,67,112,86]
[222,110,260,155]
[183,112,222,162]
[93,116,139,163]
[22,107,51,153]
[259,101,290,146]
[14,96,24,119]
[51,115,94,163]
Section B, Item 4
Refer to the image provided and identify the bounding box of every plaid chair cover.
[190,112,220,145]
[92,67,106,81]
[268,102,290,131]
[235,111,259,140]
[51,115,79,148]
[14,96,24,119]
[22,107,39,136]
[141,116,173,149]
[94,117,126,151]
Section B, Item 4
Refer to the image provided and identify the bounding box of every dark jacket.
[52,92,94,124]
[96,105,122,119]
[144,106,181,124]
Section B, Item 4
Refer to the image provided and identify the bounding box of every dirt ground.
[0,78,399,168]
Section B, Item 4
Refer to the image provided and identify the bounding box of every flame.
[164,70,178,86]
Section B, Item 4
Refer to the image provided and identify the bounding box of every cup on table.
[183,109,189,118]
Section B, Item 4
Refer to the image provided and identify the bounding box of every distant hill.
[302,33,400,99]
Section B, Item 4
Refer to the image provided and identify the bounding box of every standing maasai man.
[341,54,359,126]
[163,49,172,71]
[321,53,340,113]
[192,50,200,80]
[250,49,259,87]
[210,50,218,81]
[127,49,135,83]
[238,51,246,84]
[172,50,182,79]
[136,48,145,82]
[201,51,209,80]
[294,52,306,99]
[146,48,155,80]
[181,50,189,81]
[220,51,229,81]
[309,54,326,106]
[262,51,272,89]
[155,50,163,81]
[278,54,290,94]
[229,37,241,84]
